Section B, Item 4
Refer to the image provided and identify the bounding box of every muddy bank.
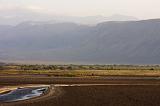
[1,85,160,106]
[1,75,160,85]
[1,76,160,106]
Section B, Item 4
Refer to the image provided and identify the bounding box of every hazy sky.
[0,0,160,19]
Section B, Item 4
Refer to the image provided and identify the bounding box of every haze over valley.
[0,18,160,64]
[0,0,160,64]
[1,1,160,106]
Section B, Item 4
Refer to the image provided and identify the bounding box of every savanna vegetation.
[18,64,160,71]
[1,63,160,77]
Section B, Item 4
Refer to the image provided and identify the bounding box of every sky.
[0,0,160,19]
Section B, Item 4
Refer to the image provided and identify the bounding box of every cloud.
[26,5,43,11]
[0,4,17,10]
[0,3,47,13]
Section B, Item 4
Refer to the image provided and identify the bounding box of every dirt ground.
[1,75,160,106]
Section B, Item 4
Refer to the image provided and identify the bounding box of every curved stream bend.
[0,85,50,102]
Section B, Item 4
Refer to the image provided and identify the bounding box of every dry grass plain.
[1,69,160,77]
[1,67,160,106]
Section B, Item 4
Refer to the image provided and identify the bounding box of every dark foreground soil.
[1,75,160,106]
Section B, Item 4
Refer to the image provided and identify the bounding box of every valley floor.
[0,75,160,106]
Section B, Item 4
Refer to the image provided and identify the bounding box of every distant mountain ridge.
[0,11,138,25]
[0,19,160,64]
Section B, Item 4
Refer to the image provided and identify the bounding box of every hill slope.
[0,19,160,64]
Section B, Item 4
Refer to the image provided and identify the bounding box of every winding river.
[0,85,49,102]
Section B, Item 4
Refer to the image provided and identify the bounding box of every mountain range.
[0,8,138,25]
[0,19,160,64]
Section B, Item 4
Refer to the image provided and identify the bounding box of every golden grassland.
[1,64,160,77]
[1,69,160,77]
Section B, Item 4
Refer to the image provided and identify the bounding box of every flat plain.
[1,75,160,106]
[1,65,160,106]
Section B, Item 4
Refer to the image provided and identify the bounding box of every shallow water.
[0,86,48,102]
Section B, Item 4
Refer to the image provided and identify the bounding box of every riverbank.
[1,76,160,106]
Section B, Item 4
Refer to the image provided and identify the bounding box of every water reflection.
[0,86,48,102]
